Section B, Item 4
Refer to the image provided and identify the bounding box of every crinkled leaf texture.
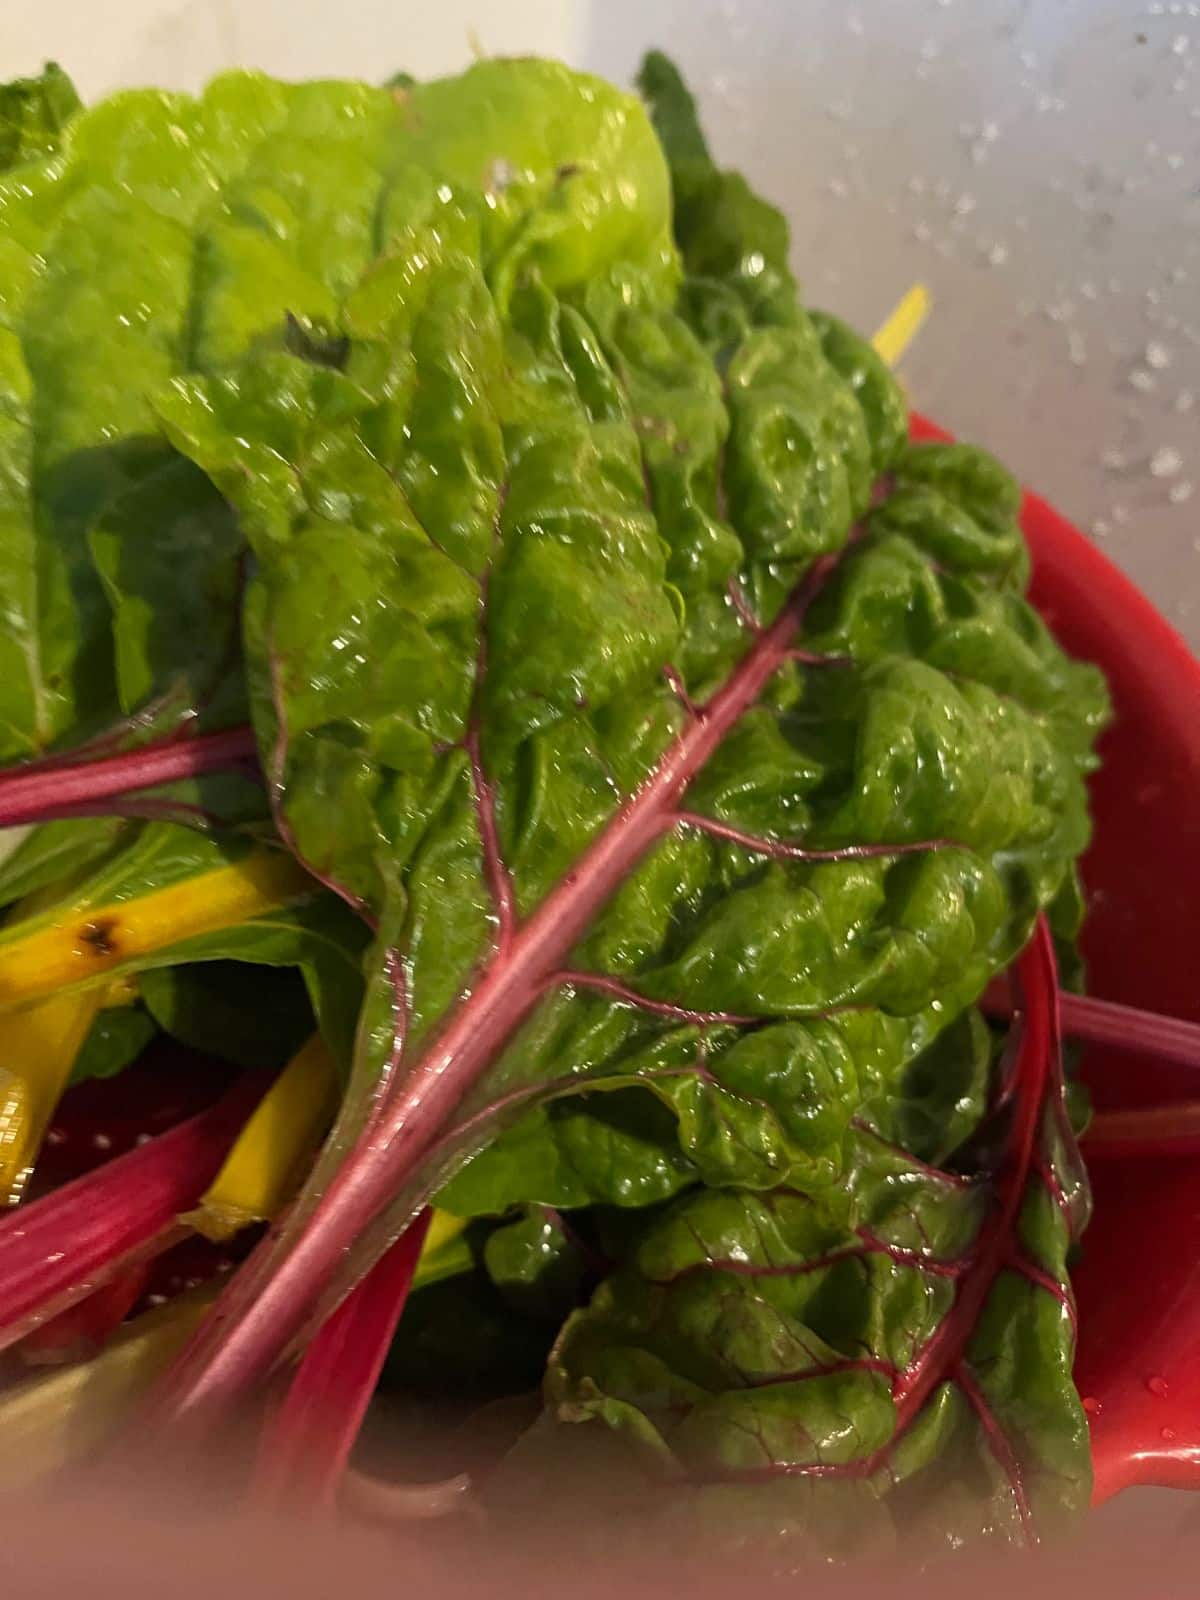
[0,56,1086,1548]
[140,56,1109,1522]
[5,64,613,759]
[543,928,1091,1560]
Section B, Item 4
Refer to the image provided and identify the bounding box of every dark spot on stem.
[78,918,120,959]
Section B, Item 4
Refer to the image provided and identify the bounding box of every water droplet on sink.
[1146,340,1174,369]
[1162,1427,1178,1442]
[1146,1374,1169,1397]
[1170,480,1194,504]
[1129,368,1157,393]
[1151,446,1184,478]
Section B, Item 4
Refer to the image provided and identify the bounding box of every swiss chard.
[0,53,1119,1551]
[0,63,80,170]
[545,925,1089,1555]
[136,61,1107,1502]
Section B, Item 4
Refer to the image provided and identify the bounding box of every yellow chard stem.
[189,1035,470,1291]
[186,1035,340,1243]
[0,985,105,1205]
[0,848,313,1012]
[872,283,931,368]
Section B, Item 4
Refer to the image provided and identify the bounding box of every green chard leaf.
[0,70,412,761]
[385,1207,593,1402]
[69,1003,157,1086]
[637,49,795,322]
[88,451,247,724]
[139,960,314,1071]
[7,54,1109,1552]
[0,64,80,171]
[0,815,131,910]
[141,57,1109,1503]
[543,934,1091,1557]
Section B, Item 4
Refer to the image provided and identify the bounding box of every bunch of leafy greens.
[0,52,1108,1559]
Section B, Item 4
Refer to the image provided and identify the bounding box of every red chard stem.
[0,727,259,828]
[982,982,1200,1072]
[0,1072,266,1351]
[254,1209,433,1509]
[151,548,854,1425]
[1084,1102,1200,1159]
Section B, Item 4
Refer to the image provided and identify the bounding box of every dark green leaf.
[637,49,795,322]
[69,1003,157,1086]
[384,1269,556,1402]
[89,453,246,721]
[547,1101,1089,1553]
[482,1207,591,1320]
[0,63,80,170]
[140,960,313,1070]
